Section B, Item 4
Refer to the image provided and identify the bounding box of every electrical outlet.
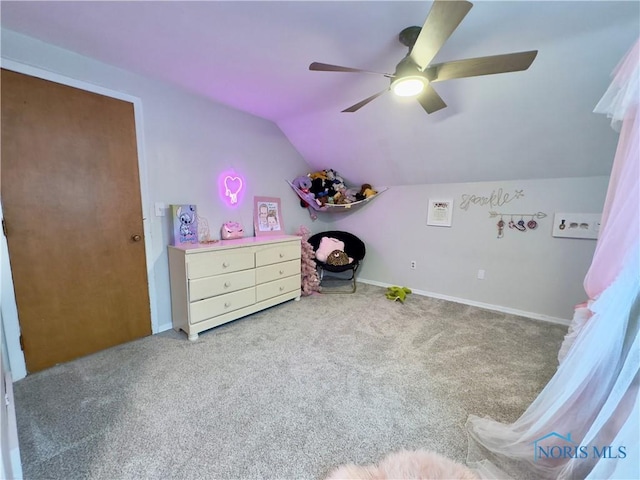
[410,260,417,270]
[477,269,485,280]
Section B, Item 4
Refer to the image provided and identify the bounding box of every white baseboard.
[358,278,571,326]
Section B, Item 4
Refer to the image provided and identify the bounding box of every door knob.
[131,234,142,242]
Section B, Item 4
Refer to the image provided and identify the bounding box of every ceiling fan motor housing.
[398,26,422,49]
[392,55,423,81]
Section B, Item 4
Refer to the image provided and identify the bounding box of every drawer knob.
[224,302,231,308]
[279,270,284,275]
[279,253,284,258]
[222,262,230,268]
[279,286,285,291]
[224,282,231,288]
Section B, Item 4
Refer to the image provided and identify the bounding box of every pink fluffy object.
[316,237,353,264]
[315,237,345,263]
[325,449,478,480]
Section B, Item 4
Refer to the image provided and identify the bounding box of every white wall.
[330,176,609,322]
[1,30,314,377]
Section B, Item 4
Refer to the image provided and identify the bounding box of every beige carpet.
[14,283,567,479]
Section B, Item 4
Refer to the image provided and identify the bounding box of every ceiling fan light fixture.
[391,76,425,97]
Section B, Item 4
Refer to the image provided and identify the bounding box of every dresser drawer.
[256,275,301,302]
[189,269,255,302]
[187,250,254,279]
[255,259,300,285]
[255,241,300,267]
[190,288,256,324]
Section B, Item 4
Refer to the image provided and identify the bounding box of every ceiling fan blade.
[410,0,473,69]
[342,89,389,113]
[427,51,538,82]
[309,62,391,77]
[417,84,447,114]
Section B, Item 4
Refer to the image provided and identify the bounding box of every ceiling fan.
[309,0,537,114]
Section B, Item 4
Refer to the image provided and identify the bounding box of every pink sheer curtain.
[466,39,640,480]
[559,40,640,361]
[585,39,639,298]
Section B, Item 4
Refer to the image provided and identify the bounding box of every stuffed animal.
[309,171,328,181]
[332,175,346,193]
[324,169,337,181]
[293,175,312,191]
[363,186,377,198]
[309,178,327,197]
[386,286,412,303]
[326,249,350,266]
[344,188,359,203]
[355,183,378,201]
[293,176,313,208]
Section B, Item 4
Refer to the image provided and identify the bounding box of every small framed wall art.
[427,199,454,227]
[254,196,284,236]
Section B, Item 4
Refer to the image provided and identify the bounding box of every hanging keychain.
[515,216,527,232]
[508,215,516,229]
[497,216,504,238]
[527,215,538,230]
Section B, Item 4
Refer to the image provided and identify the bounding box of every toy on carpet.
[386,286,412,303]
[295,225,321,295]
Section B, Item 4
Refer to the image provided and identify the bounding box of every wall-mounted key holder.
[489,211,547,239]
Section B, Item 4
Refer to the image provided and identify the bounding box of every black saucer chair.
[307,230,366,293]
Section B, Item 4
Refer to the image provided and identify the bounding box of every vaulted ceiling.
[1,1,638,186]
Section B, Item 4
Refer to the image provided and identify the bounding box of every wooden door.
[1,69,152,373]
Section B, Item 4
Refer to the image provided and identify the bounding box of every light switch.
[154,202,166,217]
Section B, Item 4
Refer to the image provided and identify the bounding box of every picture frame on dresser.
[254,196,284,236]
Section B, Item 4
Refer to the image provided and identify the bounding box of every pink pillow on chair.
[315,237,353,264]
[315,237,345,263]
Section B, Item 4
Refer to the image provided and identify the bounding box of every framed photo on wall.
[427,199,454,227]
[254,196,284,236]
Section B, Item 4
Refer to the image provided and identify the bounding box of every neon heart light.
[224,176,243,204]
[217,170,245,207]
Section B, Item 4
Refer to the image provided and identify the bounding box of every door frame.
[1,58,159,380]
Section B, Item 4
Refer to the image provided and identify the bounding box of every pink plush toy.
[316,237,353,264]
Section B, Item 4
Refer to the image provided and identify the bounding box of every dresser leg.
[295,295,301,301]
[188,332,199,341]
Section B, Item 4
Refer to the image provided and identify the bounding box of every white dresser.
[168,235,301,340]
